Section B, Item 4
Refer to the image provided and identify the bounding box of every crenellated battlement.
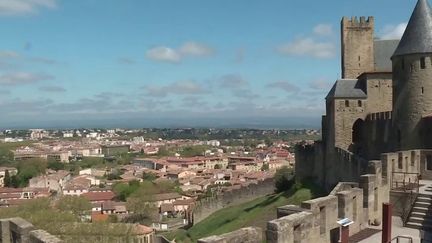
[342,16,374,27]
[366,111,392,121]
[335,146,368,165]
[200,162,388,243]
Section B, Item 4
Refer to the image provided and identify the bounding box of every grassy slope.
[166,183,323,243]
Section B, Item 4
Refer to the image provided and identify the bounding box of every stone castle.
[304,0,432,190]
[198,0,432,242]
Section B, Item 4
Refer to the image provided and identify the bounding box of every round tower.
[392,0,432,150]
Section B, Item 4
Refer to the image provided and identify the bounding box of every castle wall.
[201,159,390,243]
[362,74,393,113]
[197,227,263,243]
[295,142,325,184]
[382,149,425,186]
[192,179,275,224]
[393,54,432,150]
[0,218,62,243]
[419,150,432,179]
[265,168,387,243]
[324,148,368,189]
[363,112,393,160]
[341,17,375,79]
[333,99,366,150]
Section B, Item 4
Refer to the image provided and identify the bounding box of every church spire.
[393,0,432,57]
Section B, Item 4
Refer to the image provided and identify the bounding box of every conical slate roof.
[393,0,432,57]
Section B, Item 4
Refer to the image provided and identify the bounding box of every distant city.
[0,116,321,131]
[0,127,319,242]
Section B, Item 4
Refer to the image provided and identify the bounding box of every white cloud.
[313,24,333,36]
[380,23,407,40]
[277,38,336,59]
[146,41,214,63]
[146,47,181,63]
[219,74,248,89]
[309,79,333,90]
[0,0,57,16]
[0,51,19,58]
[39,85,66,92]
[179,42,213,56]
[144,80,207,97]
[0,89,10,95]
[0,72,54,85]
[267,81,300,93]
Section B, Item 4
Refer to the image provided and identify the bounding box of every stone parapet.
[0,218,63,243]
[197,227,262,243]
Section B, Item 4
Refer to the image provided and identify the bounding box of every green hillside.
[165,182,323,243]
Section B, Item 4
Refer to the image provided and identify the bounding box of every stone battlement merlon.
[366,111,393,121]
[342,16,374,27]
[0,218,63,243]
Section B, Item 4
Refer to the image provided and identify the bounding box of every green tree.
[10,175,19,188]
[157,147,170,157]
[264,138,273,147]
[56,196,91,216]
[180,145,209,157]
[113,180,140,201]
[274,166,294,193]
[15,159,47,187]
[48,161,65,171]
[4,170,11,187]
[261,163,270,171]
[142,172,157,181]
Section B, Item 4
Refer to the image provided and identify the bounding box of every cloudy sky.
[0,0,415,128]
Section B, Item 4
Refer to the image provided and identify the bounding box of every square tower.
[341,17,375,79]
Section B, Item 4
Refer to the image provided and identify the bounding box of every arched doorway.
[351,119,365,154]
[352,119,365,144]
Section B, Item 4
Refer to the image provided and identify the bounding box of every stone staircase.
[406,190,432,231]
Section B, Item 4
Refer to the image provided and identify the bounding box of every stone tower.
[392,0,432,150]
[341,16,375,79]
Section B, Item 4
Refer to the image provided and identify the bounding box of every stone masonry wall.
[393,54,432,150]
[341,17,375,79]
[198,227,262,243]
[193,178,275,224]
[0,218,62,243]
[200,160,389,243]
[333,98,366,151]
[364,112,393,160]
[295,142,325,184]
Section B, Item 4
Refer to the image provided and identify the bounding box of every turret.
[392,0,432,149]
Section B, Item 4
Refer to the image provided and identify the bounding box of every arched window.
[345,100,350,107]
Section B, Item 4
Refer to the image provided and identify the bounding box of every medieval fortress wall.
[198,1,432,242]
[0,218,62,243]
[193,178,275,224]
[199,162,386,243]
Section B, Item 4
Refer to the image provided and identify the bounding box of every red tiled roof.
[132,224,154,235]
[91,212,109,222]
[0,188,23,194]
[152,193,182,201]
[160,203,174,212]
[0,193,21,199]
[173,199,195,205]
[82,191,115,202]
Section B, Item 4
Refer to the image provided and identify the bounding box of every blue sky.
[0,0,416,128]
